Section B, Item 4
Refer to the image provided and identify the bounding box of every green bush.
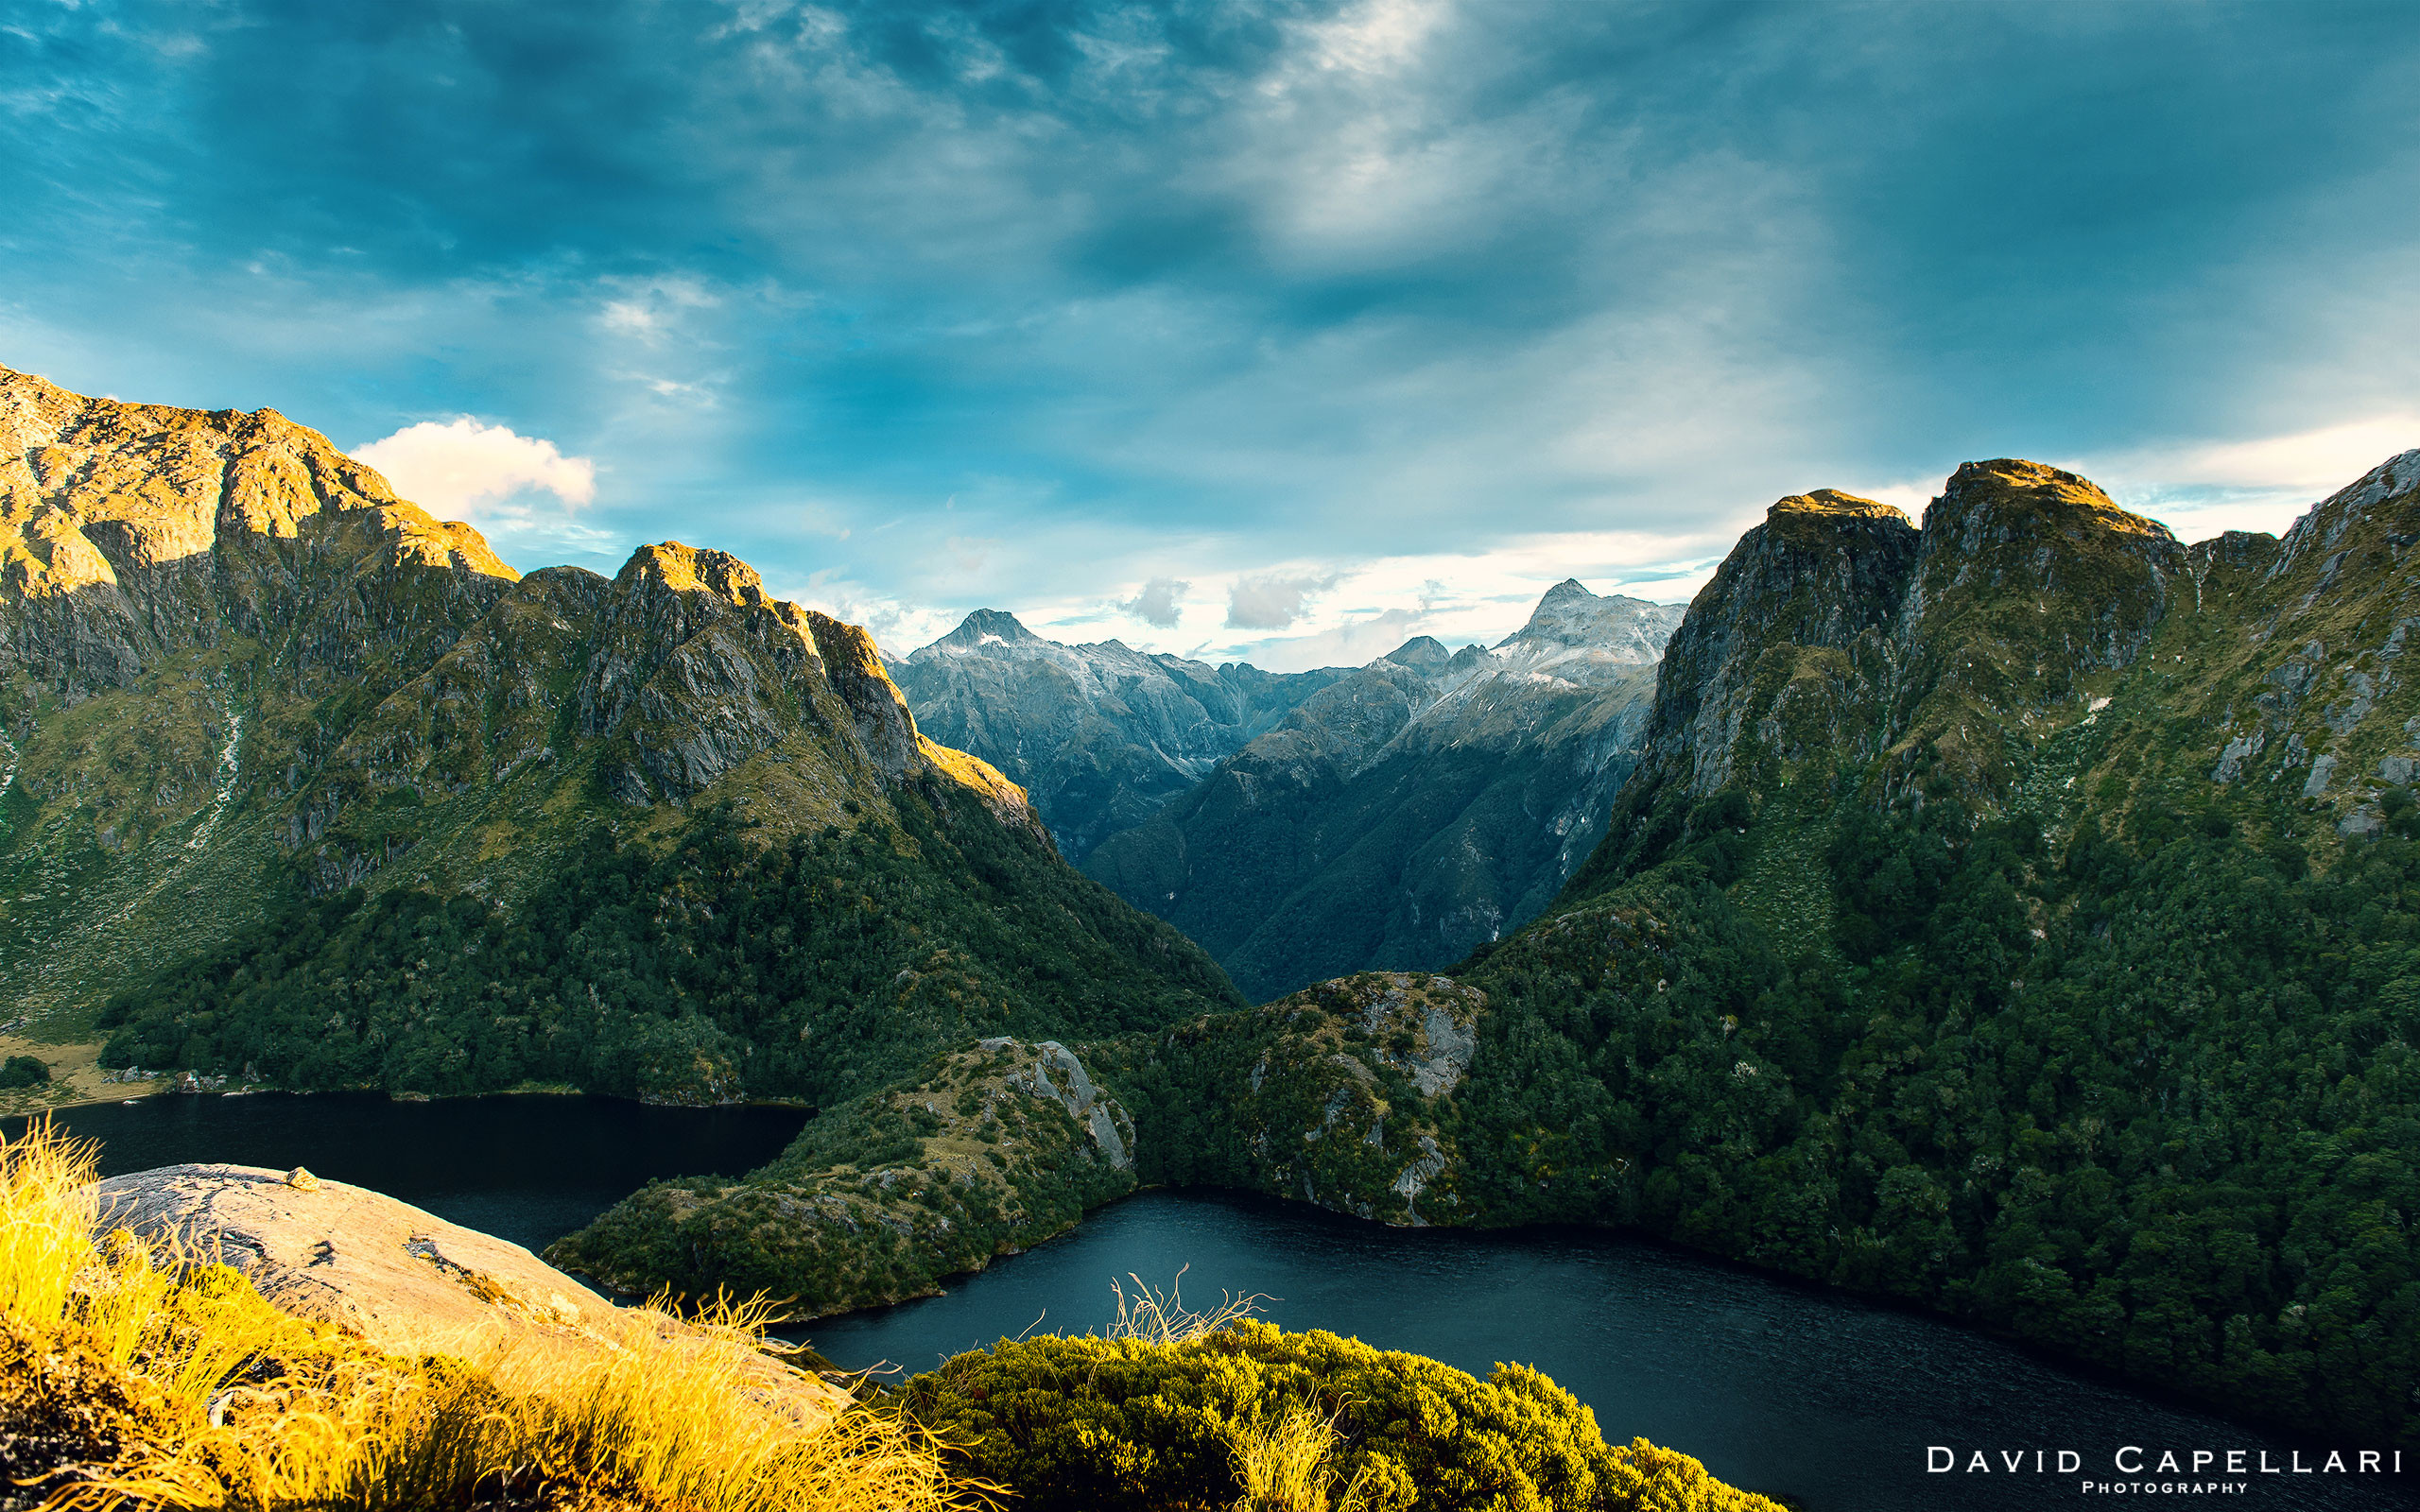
[0,1056,49,1089]
[901,1320,1782,1511]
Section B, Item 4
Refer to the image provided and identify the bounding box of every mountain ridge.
[1081,584,1685,997]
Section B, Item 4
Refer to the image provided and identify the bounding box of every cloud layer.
[5,1,2419,662]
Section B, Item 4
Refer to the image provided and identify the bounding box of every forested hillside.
[1130,459,2420,1445]
[0,365,1241,1110]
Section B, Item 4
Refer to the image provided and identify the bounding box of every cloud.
[1121,576,1189,628]
[2084,416,2420,496]
[1226,572,1337,629]
[2066,415,2420,541]
[354,418,596,531]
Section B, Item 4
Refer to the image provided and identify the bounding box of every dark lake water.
[12,1092,2415,1512]
[3,1091,811,1254]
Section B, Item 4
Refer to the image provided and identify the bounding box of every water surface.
[6,1090,808,1253]
[13,1093,2412,1511]
[808,1192,2417,1511]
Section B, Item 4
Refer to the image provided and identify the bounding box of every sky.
[6,1,2420,671]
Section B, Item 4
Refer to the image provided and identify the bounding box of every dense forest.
[1415,776,2420,1446]
[97,788,1239,1107]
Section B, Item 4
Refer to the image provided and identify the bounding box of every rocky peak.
[1886,458,2183,799]
[2273,446,2420,578]
[1622,457,2191,816]
[926,608,1042,653]
[1767,485,1910,528]
[1639,487,1920,797]
[617,541,769,607]
[1502,580,1685,663]
[1383,635,1451,669]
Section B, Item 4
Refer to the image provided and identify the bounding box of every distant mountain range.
[887,610,1347,859]
[890,583,1685,1000]
[1079,582,1685,998]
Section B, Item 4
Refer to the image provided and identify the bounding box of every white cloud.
[2068,414,2420,541]
[1123,576,1189,628]
[354,418,597,532]
[1226,572,1336,629]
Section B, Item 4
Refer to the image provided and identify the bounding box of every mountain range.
[0,363,1236,1109]
[886,609,1347,858]
[1077,583,1683,998]
[7,361,2416,1452]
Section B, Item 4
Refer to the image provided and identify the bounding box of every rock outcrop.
[95,1163,614,1353]
[548,1038,1139,1315]
[86,1162,852,1428]
[1109,971,1484,1228]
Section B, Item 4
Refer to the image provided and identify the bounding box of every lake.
[12,1092,2414,1511]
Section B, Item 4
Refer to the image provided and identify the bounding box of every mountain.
[889,610,1347,858]
[1123,457,2420,1446]
[0,364,1241,1119]
[1080,582,1685,999]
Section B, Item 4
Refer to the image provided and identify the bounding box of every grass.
[1223,1401,1375,1512]
[0,1117,992,1511]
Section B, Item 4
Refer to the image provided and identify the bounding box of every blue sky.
[6,1,2419,668]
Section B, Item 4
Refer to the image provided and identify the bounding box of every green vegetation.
[96,794,1237,1106]
[1433,788,2420,1446]
[0,1056,47,1089]
[902,1317,1782,1512]
[548,1038,1138,1314]
[1083,646,1663,1003]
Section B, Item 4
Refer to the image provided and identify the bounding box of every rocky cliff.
[0,365,1240,1117]
[890,609,1346,858]
[1280,454,2420,1448]
[1082,583,1684,999]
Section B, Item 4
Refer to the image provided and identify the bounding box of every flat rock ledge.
[91,1163,850,1420]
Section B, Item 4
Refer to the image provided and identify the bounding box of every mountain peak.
[1769,490,1907,525]
[1384,636,1451,668]
[937,609,1041,649]
[1537,577,1594,608]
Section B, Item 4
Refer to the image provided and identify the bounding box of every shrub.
[0,1055,48,1089]
[901,1318,1782,1512]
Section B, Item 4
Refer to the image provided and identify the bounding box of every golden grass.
[1101,1264,1266,1347]
[0,1117,990,1511]
[1223,1400,1375,1512]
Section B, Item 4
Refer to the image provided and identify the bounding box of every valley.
[5,363,2417,1468]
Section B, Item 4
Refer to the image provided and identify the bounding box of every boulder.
[91,1162,851,1421]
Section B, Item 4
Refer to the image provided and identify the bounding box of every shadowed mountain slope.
[890,610,1348,858]
[1124,455,2420,1447]
[1082,583,1684,999]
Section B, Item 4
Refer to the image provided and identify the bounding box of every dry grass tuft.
[1101,1264,1265,1346]
[1223,1400,1375,1512]
[0,1117,989,1511]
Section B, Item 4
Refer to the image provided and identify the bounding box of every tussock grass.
[0,1118,989,1511]
[1102,1264,1265,1346]
[1224,1400,1375,1512]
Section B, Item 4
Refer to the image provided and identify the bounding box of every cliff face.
[890,610,1346,858]
[1082,584,1684,1000]
[0,366,1220,1088]
[1235,453,2420,1448]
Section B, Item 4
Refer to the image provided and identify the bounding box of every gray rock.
[2305,753,2338,797]
[892,610,1348,858]
[94,1162,612,1352]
